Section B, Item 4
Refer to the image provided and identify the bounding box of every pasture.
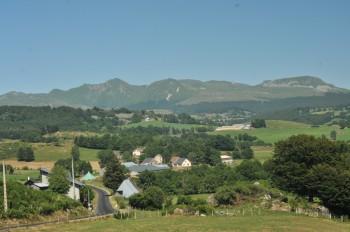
[21,212,350,232]
[123,120,208,129]
[214,120,350,144]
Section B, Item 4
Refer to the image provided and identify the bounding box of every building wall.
[66,185,80,201]
[42,174,49,185]
[182,160,191,167]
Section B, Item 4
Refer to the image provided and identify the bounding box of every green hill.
[1,76,349,113]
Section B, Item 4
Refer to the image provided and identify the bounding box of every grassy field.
[0,140,101,162]
[7,169,40,183]
[22,212,350,232]
[252,146,274,163]
[214,120,350,144]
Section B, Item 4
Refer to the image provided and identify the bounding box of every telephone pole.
[2,160,8,213]
[72,158,76,200]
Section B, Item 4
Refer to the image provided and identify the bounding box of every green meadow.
[22,213,350,232]
[214,120,350,144]
[123,120,208,129]
[7,169,40,183]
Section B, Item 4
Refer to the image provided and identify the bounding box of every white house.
[171,157,192,168]
[220,155,233,165]
[117,178,140,198]
[132,148,144,159]
[67,177,84,201]
[25,167,83,201]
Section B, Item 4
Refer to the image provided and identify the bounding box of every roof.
[24,180,49,189]
[127,164,169,173]
[34,182,49,188]
[81,171,96,181]
[68,176,85,187]
[40,168,49,175]
[117,178,140,198]
[141,158,154,165]
[220,155,232,159]
[174,158,187,165]
[122,162,137,168]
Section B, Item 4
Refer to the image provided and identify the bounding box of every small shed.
[117,179,140,198]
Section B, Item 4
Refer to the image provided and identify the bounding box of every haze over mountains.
[1,76,349,113]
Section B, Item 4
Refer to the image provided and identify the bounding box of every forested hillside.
[0,106,120,141]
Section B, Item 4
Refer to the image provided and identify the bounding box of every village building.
[220,155,233,165]
[24,167,84,201]
[141,154,163,165]
[132,147,144,159]
[127,164,169,176]
[122,162,137,168]
[25,179,49,190]
[215,123,251,131]
[116,178,140,198]
[171,156,192,168]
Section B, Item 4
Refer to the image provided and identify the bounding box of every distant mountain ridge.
[0,76,349,112]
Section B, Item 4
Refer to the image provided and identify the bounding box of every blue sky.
[0,0,349,94]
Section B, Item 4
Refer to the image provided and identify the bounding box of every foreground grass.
[22,213,350,232]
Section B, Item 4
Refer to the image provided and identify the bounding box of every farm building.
[116,178,140,198]
[25,167,84,201]
[127,164,170,176]
[215,124,251,131]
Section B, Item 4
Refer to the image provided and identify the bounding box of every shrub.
[129,187,165,210]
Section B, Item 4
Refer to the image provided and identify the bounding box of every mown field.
[214,120,350,144]
[21,213,350,232]
[252,146,274,163]
[0,140,100,162]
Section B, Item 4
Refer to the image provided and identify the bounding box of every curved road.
[90,186,114,216]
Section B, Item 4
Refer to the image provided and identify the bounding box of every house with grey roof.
[116,178,140,198]
[126,164,169,176]
[141,154,163,165]
[25,167,84,201]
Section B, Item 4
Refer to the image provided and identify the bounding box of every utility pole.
[72,158,76,201]
[87,188,91,210]
[2,160,8,213]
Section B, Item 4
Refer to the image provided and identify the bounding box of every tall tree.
[103,157,127,191]
[49,166,70,194]
[71,145,80,161]
[17,146,35,162]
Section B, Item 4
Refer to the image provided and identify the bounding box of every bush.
[214,186,237,205]
[129,187,165,210]
[17,146,35,162]
[0,181,81,219]
[114,210,133,220]
[114,196,127,209]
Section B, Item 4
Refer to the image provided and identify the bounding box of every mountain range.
[1,76,349,113]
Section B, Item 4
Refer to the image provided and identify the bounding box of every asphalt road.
[90,186,114,216]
